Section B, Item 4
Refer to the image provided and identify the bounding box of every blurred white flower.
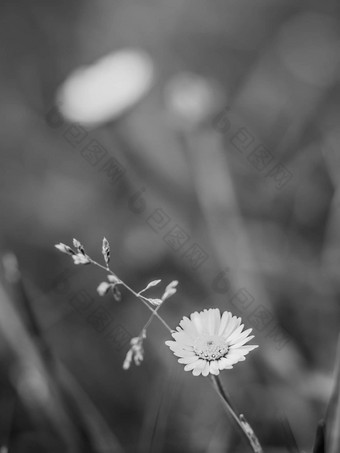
[166,309,257,377]
[122,349,133,370]
[123,334,145,370]
[57,48,155,126]
[161,280,178,301]
[97,281,111,296]
[164,72,221,127]
[54,243,74,255]
[147,298,162,306]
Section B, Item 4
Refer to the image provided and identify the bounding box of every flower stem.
[210,375,263,453]
[89,258,173,333]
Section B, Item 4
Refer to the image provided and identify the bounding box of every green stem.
[210,375,263,453]
[89,258,173,333]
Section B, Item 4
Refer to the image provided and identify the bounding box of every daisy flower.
[165,308,258,376]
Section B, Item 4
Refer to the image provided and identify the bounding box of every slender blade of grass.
[325,336,340,453]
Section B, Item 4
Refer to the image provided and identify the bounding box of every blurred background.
[0,0,340,452]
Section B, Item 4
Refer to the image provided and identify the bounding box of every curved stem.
[210,375,263,453]
[89,258,173,333]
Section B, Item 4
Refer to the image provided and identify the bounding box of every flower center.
[193,335,229,361]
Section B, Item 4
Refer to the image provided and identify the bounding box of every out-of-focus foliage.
[0,0,340,452]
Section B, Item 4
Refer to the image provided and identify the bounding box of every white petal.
[227,350,244,359]
[166,340,194,352]
[190,312,204,333]
[165,340,175,348]
[170,342,194,351]
[228,349,252,361]
[209,361,220,375]
[184,359,205,372]
[179,316,198,337]
[223,316,242,338]
[171,331,194,347]
[165,340,183,350]
[166,344,195,358]
[228,327,252,343]
[208,308,221,335]
[192,359,207,376]
[206,310,214,334]
[226,324,245,342]
[173,351,194,359]
[233,345,258,354]
[178,356,199,364]
[214,309,222,334]
[202,361,210,376]
[217,359,225,370]
[229,335,255,348]
[200,310,210,331]
[230,355,246,363]
[218,357,234,370]
[218,311,231,335]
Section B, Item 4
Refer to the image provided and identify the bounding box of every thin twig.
[89,258,173,333]
[139,302,168,337]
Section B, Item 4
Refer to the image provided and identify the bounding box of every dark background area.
[0,1,340,452]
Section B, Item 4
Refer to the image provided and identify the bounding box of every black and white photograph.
[0,1,339,452]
